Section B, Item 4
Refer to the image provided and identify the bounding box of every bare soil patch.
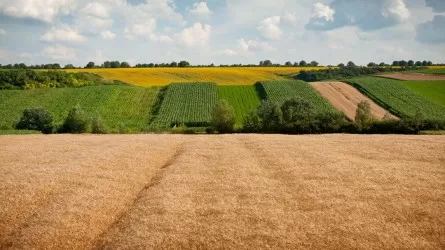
[1,134,444,249]
[377,73,445,81]
[310,81,396,120]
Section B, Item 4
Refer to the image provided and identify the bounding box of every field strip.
[1,134,445,249]
[310,81,397,120]
[376,73,445,81]
[0,135,186,249]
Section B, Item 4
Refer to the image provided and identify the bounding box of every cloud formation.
[178,22,211,47]
[257,16,282,40]
[416,15,445,44]
[425,0,445,13]
[306,0,410,31]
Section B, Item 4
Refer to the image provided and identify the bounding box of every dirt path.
[376,73,445,81]
[1,134,445,249]
[310,81,396,120]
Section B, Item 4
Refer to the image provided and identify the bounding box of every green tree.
[355,100,373,131]
[285,61,292,66]
[257,100,282,132]
[178,61,190,67]
[243,109,261,132]
[347,61,356,67]
[61,105,90,133]
[85,62,95,68]
[299,60,307,66]
[91,112,107,134]
[16,107,54,134]
[310,61,319,67]
[280,98,315,133]
[120,62,131,68]
[211,100,236,133]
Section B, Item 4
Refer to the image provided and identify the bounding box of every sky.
[0,0,444,66]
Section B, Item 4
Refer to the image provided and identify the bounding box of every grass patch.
[0,85,159,132]
[0,130,42,135]
[400,81,445,106]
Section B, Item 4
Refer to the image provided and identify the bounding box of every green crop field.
[348,77,445,119]
[401,81,445,106]
[218,85,261,124]
[0,85,159,132]
[415,68,445,75]
[151,83,217,127]
[258,80,336,113]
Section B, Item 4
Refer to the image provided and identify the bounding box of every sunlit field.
[66,67,326,86]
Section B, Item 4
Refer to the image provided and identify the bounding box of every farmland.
[348,77,445,119]
[401,81,445,106]
[1,134,445,249]
[415,67,445,75]
[65,67,323,86]
[0,85,159,132]
[259,80,336,113]
[218,85,261,124]
[151,83,217,127]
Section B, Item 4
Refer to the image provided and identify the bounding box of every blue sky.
[0,0,444,66]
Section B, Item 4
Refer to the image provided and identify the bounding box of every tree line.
[1,60,443,70]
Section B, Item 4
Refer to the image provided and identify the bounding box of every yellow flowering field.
[66,67,326,86]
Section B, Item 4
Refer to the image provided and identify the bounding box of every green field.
[415,68,445,75]
[348,77,445,119]
[258,80,336,113]
[401,81,445,106]
[151,83,217,127]
[218,85,261,124]
[0,85,159,132]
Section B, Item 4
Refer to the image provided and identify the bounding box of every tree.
[408,60,414,67]
[427,61,433,66]
[367,62,376,67]
[285,61,292,66]
[392,61,400,66]
[15,108,54,134]
[178,60,190,67]
[338,63,345,67]
[379,62,386,66]
[347,61,356,67]
[243,110,261,132]
[280,98,315,133]
[399,60,408,67]
[310,61,319,67]
[211,100,236,133]
[64,64,75,69]
[422,60,428,66]
[52,63,61,69]
[263,60,273,66]
[355,101,373,131]
[103,61,111,68]
[259,61,264,66]
[91,112,107,134]
[299,60,307,66]
[85,62,95,68]
[293,62,299,67]
[61,105,90,133]
[257,100,282,132]
[415,61,422,66]
[110,61,120,68]
[170,61,178,67]
[120,61,131,68]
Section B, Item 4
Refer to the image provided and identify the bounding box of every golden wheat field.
[66,67,325,86]
[1,134,444,249]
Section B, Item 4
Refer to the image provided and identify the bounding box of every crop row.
[258,80,336,113]
[152,82,217,127]
[217,85,261,125]
[348,77,445,120]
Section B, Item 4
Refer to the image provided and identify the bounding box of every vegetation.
[64,67,323,86]
[296,66,423,82]
[415,67,445,75]
[0,85,159,132]
[211,100,236,133]
[258,80,336,113]
[347,77,445,120]
[15,107,54,134]
[355,101,373,132]
[151,83,217,128]
[60,105,90,134]
[400,81,445,106]
[0,69,117,89]
[217,85,261,125]
[91,112,108,134]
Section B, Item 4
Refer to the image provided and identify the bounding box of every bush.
[91,113,108,134]
[15,107,54,134]
[60,105,90,133]
[355,101,373,131]
[211,99,236,133]
[242,110,262,132]
[281,98,316,133]
[257,100,283,132]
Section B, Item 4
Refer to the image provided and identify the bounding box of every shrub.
[61,105,90,133]
[243,110,262,132]
[257,100,283,132]
[355,101,373,132]
[211,99,236,133]
[281,98,316,133]
[91,113,108,134]
[118,122,130,134]
[15,107,54,134]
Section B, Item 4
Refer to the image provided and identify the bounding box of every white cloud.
[313,3,335,22]
[188,2,212,16]
[100,30,116,40]
[0,0,74,23]
[41,26,86,43]
[43,44,77,60]
[282,11,297,23]
[238,38,275,53]
[177,22,211,47]
[124,19,157,40]
[0,28,6,35]
[124,0,184,26]
[81,2,110,19]
[382,0,410,22]
[257,16,282,40]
